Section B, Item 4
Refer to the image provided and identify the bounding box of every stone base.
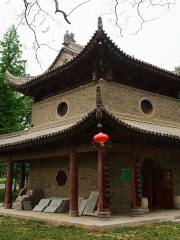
[174,196,180,209]
[130,208,150,217]
[98,211,111,219]
[4,203,12,209]
[69,211,79,217]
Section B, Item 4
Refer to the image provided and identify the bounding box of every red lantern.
[93,132,109,146]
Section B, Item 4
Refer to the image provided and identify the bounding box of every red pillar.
[131,157,138,209]
[98,147,111,218]
[69,149,78,217]
[19,162,26,190]
[4,160,14,209]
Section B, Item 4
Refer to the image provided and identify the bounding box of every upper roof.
[6,17,180,100]
[48,31,83,70]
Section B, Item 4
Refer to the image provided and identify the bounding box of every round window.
[140,99,153,115]
[57,102,68,116]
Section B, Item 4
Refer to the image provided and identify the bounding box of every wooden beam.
[1,142,179,163]
[111,143,180,156]
[5,145,95,162]
[0,156,9,162]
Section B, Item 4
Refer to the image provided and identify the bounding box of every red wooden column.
[69,149,79,217]
[4,160,14,209]
[131,157,138,209]
[98,147,111,218]
[19,162,26,190]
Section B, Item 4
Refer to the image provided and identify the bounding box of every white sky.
[0,0,180,75]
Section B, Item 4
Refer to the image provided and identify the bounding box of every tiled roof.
[0,109,180,153]
[48,40,83,70]
[120,119,180,139]
[6,20,180,93]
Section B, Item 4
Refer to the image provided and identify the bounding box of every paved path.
[0,207,180,230]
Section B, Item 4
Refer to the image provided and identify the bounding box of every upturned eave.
[5,19,180,97]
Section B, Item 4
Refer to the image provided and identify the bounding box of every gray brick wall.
[28,151,180,213]
[32,80,180,128]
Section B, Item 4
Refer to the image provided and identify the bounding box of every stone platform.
[0,207,180,230]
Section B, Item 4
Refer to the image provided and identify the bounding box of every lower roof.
[119,119,180,139]
[0,109,180,153]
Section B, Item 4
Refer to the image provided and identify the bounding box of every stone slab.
[23,201,32,210]
[43,206,57,213]
[18,187,27,197]
[79,199,88,216]
[44,199,63,213]
[50,199,63,207]
[33,198,51,212]
[83,191,99,216]
[37,199,51,206]
[43,198,69,213]
[12,203,23,211]
[33,205,47,212]
[57,199,69,213]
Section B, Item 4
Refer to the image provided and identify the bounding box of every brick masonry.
[32,80,180,128]
[29,153,98,200]
[32,83,97,127]
[109,152,132,213]
[101,81,180,127]
[28,79,180,213]
[28,151,180,213]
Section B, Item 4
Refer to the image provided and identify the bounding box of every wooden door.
[162,169,173,209]
[151,168,162,209]
[142,167,152,209]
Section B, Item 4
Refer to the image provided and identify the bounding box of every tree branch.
[67,0,92,16]
[9,0,175,68]
[114,0,125,37]
[53,0,71,24]
[22,0,42,68]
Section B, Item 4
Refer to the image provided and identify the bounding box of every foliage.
[0,190,17,203]
[0,218,179,240]
[175,66,180,74]
[13,163,29,192]
[0,26,31,189]
[0,161,29,194]
[0,178,6,184]
[0,163,7,179]
[0,25,32,134]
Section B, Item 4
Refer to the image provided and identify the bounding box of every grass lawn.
[0,217,180,240]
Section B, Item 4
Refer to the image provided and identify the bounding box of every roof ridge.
[5,18,180,94]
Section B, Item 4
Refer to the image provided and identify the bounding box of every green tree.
[0,25,32,134]
[0,26,31,190]
[175,66,180,74]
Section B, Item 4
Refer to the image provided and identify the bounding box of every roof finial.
[63,31,75,45]
[98,16,103,30]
